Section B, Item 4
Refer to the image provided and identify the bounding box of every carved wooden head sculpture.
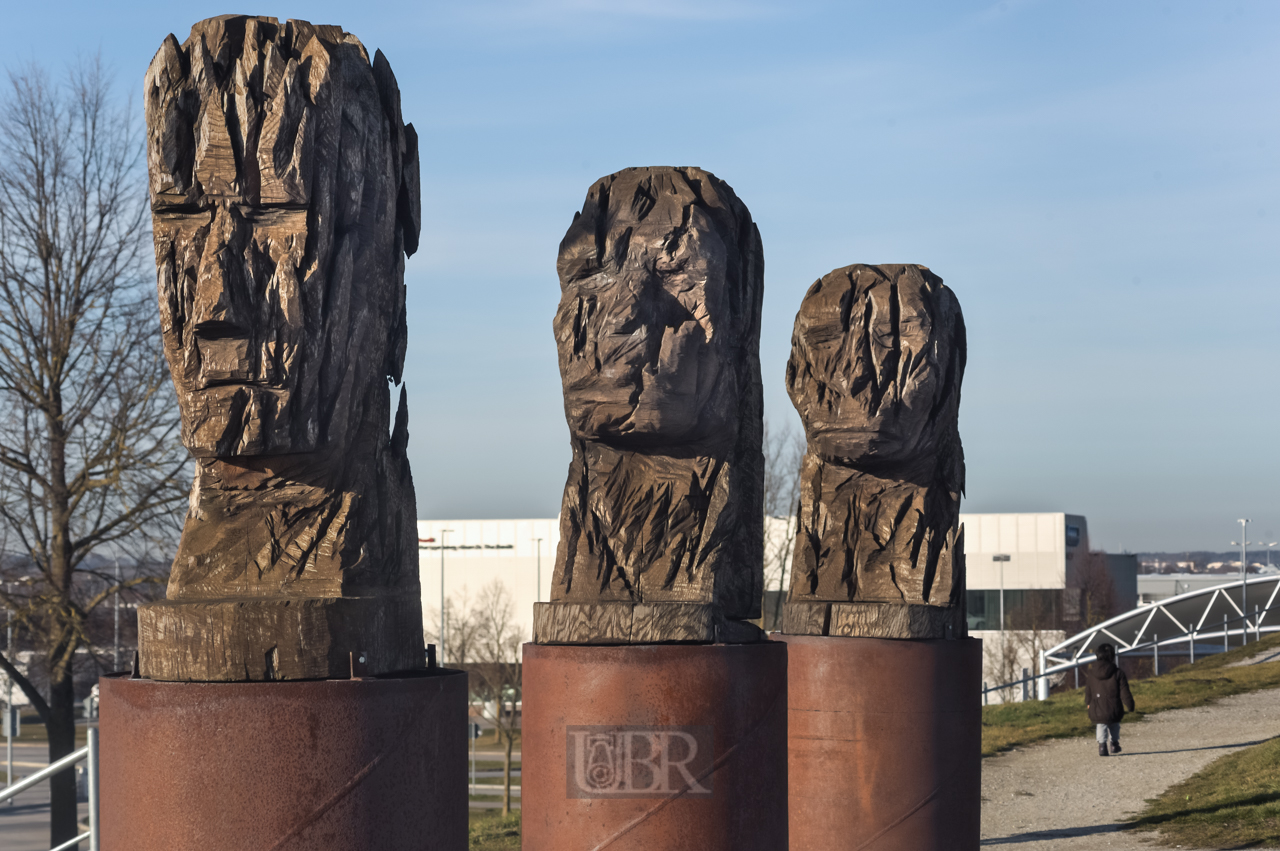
[783,264,967,640]
[146,14,420,456]
[138,16,424,681]
[536,167,766,645]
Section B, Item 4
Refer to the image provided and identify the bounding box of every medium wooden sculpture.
[137,15,424,680]
[534,166,766,644]
[781,264,967,639]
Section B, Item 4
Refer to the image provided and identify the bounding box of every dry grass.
[469,811,520,850]
[1129,735,1280,848]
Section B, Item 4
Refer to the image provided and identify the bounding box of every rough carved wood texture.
[137,15,424,680]
[537,167,766,645]
[782,264,967,640]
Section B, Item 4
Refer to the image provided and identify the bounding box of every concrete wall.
[417,518,560,650]
[962,512,1089,591]
[972,629,1067,704]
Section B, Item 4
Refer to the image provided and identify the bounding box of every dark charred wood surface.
[533,602,720,644]
[783,264,967,639]
[542,166,765,644]
[138,15,423,680]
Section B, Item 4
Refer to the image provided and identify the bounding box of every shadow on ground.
[1117,737,1271,757]
[981,822,1127,845]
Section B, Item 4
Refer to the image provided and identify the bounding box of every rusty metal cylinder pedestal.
[780,635,982,851]
[521,641,788,851]
[98,669,468,851]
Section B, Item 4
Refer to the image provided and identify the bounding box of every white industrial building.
[961,512,1087,701]
[417,518,559,659]
[416,516,794,654]
[417,511,1136,698]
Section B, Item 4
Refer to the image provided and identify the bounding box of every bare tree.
[467,580,523,816]
[761,416,804,630]
[981,590,1066,701]
[0,59,188,845]
[1068,550,1119,631]
[425,587,482,666]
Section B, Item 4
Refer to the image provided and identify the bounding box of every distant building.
[418,516,796,649]
[960,512,1136,702]
[1137,572,1276,605]
[415,510,1139,697]
[417,518,560,656]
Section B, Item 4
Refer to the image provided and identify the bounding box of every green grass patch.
[1129,735,1280,848]
[982,633,1280,757]
[469,811,520,851]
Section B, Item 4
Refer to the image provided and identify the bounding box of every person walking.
[1085,643,1135,756]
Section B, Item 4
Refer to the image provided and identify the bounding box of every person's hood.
[1094,660,1118,679]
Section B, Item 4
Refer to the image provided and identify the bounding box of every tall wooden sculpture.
[522,167,787,851]
[98,19,467,851]
[137,14,424,681]
[780,264,980,851]
[535,165,766,645]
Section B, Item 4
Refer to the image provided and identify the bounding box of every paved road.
[0,742,91,851]
[982,651,1280,849]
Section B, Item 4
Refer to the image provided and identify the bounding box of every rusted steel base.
[98,669,468,851]
[779,635,982,851]
[520,641,788,851]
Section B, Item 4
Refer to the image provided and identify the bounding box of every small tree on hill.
[1069,550,1119,631]
[467,580,522,815]
[762,417,804,629]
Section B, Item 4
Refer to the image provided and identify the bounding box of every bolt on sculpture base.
[520,642,788,851]
[98,669,468,851]
[779,635,981,851]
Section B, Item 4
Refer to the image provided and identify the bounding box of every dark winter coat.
[1085,660,1135,724]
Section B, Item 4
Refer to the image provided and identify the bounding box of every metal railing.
[982,603,1280,704]
[0,727,98,851]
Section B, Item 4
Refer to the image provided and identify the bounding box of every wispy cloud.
[450,0,785,28]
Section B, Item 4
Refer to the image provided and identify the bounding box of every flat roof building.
[417,518,559,661]
[416,511,1138,669]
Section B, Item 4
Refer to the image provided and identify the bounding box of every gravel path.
[982,652,1280,849]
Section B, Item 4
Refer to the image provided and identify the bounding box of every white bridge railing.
[0,727,98,851]
[982,575,1280,704]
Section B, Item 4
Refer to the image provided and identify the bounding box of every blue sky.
[10,1,1279,551]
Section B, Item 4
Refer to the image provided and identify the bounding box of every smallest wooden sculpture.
[782,264,967,639]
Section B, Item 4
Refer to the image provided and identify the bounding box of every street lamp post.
[113,556,121,673]
[1233,519,1250,646]
[533,537,544,603]
[993,555,1011,630]
[5,579,11,802]
[440,529,454,663]
[992,554,1012,700]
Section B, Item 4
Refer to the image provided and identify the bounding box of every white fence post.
[88,727,99,851]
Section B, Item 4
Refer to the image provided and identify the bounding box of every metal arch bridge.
[1035,575,1280,692]
[986,575,1280,702]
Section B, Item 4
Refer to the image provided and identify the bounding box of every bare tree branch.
[0,56,188,846]
[465,580,524,815]
[762,416,804,630]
